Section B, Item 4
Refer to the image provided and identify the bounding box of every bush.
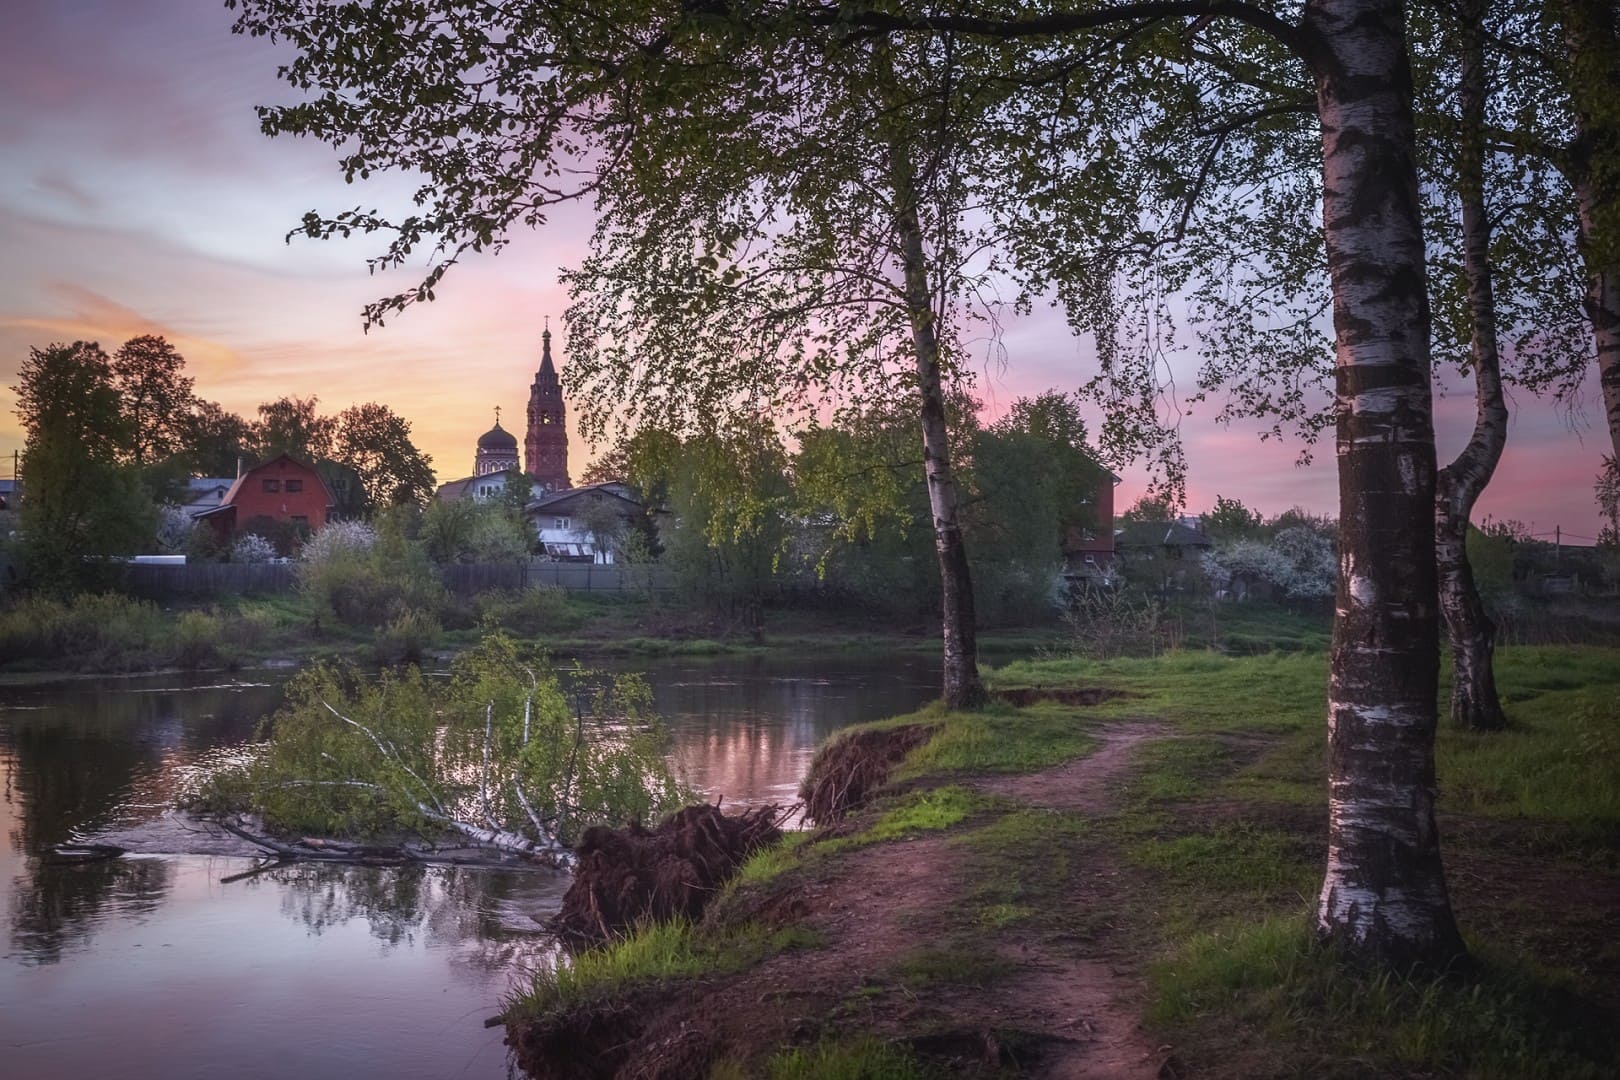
[301,520,377,564]
[1059,586,1166,659]
[298,543,447,629]
[173,609,227,669]
[231,533,278,564]
[373,607,441,666]
[0,593,168,670]
[472,586,585,636]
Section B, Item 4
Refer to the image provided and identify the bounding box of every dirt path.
[982,722,1169,814]
[966,723,1172,1079]
[701,722,1171,1077]
[512,721,1174,1078]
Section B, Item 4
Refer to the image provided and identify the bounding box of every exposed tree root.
[550,803,789,947]
[798,723,935,825]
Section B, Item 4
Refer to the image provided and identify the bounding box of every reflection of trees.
[1,677,282,966]
[7,856,174,967]
[260,862,564,975]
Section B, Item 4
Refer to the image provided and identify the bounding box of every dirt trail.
[709,722,1170,1077]
[966,723,1172,1079]
[512,720,1173,1078]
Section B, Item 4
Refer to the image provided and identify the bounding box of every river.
[0,653,943,1079]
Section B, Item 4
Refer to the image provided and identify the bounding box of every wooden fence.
[116,560,677,600]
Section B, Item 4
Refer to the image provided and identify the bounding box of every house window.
[291,515,309,526]
[285,479,303,493]
[555,517,570,530]
[262,479,280,493]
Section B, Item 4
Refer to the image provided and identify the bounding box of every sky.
[0,0,1610,540]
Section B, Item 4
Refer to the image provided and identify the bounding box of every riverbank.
[0,589,1066,683]
[502,645,1620,1078]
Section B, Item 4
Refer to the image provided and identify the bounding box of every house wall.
[230,457,332,530]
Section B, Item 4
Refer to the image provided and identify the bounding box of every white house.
[524,482,651,564]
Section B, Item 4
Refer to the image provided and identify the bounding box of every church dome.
[477,422,517,450]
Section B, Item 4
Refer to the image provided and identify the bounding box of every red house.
[195,453,335,547]
[1062,458,1122,585]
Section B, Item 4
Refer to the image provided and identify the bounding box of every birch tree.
[226,0,1481,965]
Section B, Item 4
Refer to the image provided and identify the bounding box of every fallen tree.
[189,633,691,872]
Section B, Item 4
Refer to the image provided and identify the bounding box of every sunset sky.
[0,0,1610,539]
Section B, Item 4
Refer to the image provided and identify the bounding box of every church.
[435,326,572,503]
[434,326,651,563]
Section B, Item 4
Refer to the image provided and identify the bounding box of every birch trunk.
[888,139,987,711]
[1437,0,1508,732]
[1562,0,1620,463]
[1308,0,1466,967]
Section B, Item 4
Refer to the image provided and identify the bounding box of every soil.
[799,723,937,825]
[551,803,788,946]
[509,722,1173,1079]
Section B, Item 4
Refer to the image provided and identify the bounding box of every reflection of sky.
[0,1,1606,530]
[1,656,937,1076]
[1,856,560,1080]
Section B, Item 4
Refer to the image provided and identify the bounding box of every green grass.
[761,1037,931,1080]
[791,785,995,861]
[896,702,1101,776]
[732,831,814,887]
[1149,916,1618,1079]
[1129,825,1315,897]
[504,919,821,1020]
[957,809,1091,934]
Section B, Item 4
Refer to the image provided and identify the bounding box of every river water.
[0,653,942,1079]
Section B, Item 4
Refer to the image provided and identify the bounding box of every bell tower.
[525,324,571,492]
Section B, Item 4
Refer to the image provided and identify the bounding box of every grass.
[506,640,1620,1076]
[759,1037,931,1080]
[890,943,1011,989]
[1149,917,1617,1079]
[504,919,821,1021]
[855,701,1102,778]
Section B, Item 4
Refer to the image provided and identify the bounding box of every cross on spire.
[494,405,502,426]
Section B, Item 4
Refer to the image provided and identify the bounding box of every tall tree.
[182,400,255,477]
[252,395,336,462]
[10,342,154,591]
[109,335,197,468]
[334,402,436,507]
[1430,0,1510,730]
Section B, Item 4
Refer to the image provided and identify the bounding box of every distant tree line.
[586,390,1111,634]
[7,337,435,593]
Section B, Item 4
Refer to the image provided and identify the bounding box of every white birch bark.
[1308,0,1466,966]
[1437,0,1509,732]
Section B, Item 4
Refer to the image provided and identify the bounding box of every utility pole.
[1555,525,1561,568]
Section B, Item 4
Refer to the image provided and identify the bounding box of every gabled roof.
[208,452,335,511]
[525,482,644,514]
[436,468,524,502]
[1115,519,1212,549]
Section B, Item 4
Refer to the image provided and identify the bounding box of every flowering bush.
[230,533,278,564]
[301,519,378,564]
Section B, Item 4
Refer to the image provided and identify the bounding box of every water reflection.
[0,653,941,1078]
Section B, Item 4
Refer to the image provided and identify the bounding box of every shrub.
[373,606,441,666]
[300,520,378,564]
[231,533,278,564]
[472,586,584,635]
[0,593,167,670]
[298,542,447,628]
[1060,586,1166,659]
[173,609,226,669]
